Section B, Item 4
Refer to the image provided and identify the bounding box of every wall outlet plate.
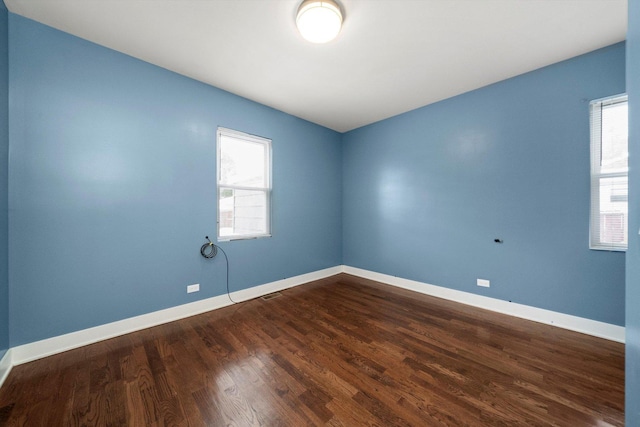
[187,283,200,293]
[477,279,490,288]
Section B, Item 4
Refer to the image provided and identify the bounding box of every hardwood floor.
[0,274,624,426]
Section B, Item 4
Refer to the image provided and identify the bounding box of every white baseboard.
[10,265,342,366]
[11,294,232,365]
[342,266,625,343]
[230,266,343,302]
[5,263,624,375]
[0,349,11,389]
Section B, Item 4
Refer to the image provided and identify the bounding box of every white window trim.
[589,94,628,251]
[217,127,272,242]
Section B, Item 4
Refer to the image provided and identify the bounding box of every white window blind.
[589,94,628,251]
[217,127,272,241]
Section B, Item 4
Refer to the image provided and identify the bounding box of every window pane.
[598,176,628,246]
[219,188,268,238]
[600,102,628,173]
[220,135,266,187]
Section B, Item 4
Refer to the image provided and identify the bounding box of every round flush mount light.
[296,0,343,44]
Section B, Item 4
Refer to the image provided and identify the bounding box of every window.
[217,127,272,241]
[589,94,628,251]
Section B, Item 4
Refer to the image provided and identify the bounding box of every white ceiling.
[4,0,627,133]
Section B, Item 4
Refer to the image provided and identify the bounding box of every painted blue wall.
[0,3,8,360]
[626,0,640,424]
[8,14,342,346]
[343,43,626,326]
[4,10,628,353]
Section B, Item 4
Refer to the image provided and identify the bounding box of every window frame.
[589,93,628,251]
[216,127,272,242]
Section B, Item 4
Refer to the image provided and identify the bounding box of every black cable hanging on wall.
[200,236,236,304]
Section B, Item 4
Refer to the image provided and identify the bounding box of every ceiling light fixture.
[296,0,343,44]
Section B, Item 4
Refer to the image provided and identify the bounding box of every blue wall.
[343,43,626,326]
[8,14,342,346]
[0,3,8,360]
[4,11,629,353]
[626,0,640,424]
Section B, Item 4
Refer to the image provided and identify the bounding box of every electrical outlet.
[477,279,490,288]
[187,283,200,293]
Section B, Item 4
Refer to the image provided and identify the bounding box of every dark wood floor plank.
[0,273,625,426]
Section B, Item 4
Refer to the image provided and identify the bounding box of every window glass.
[217,128,271,241]
[590,95,628,251]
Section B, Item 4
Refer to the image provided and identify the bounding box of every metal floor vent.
[261,292,282,301]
